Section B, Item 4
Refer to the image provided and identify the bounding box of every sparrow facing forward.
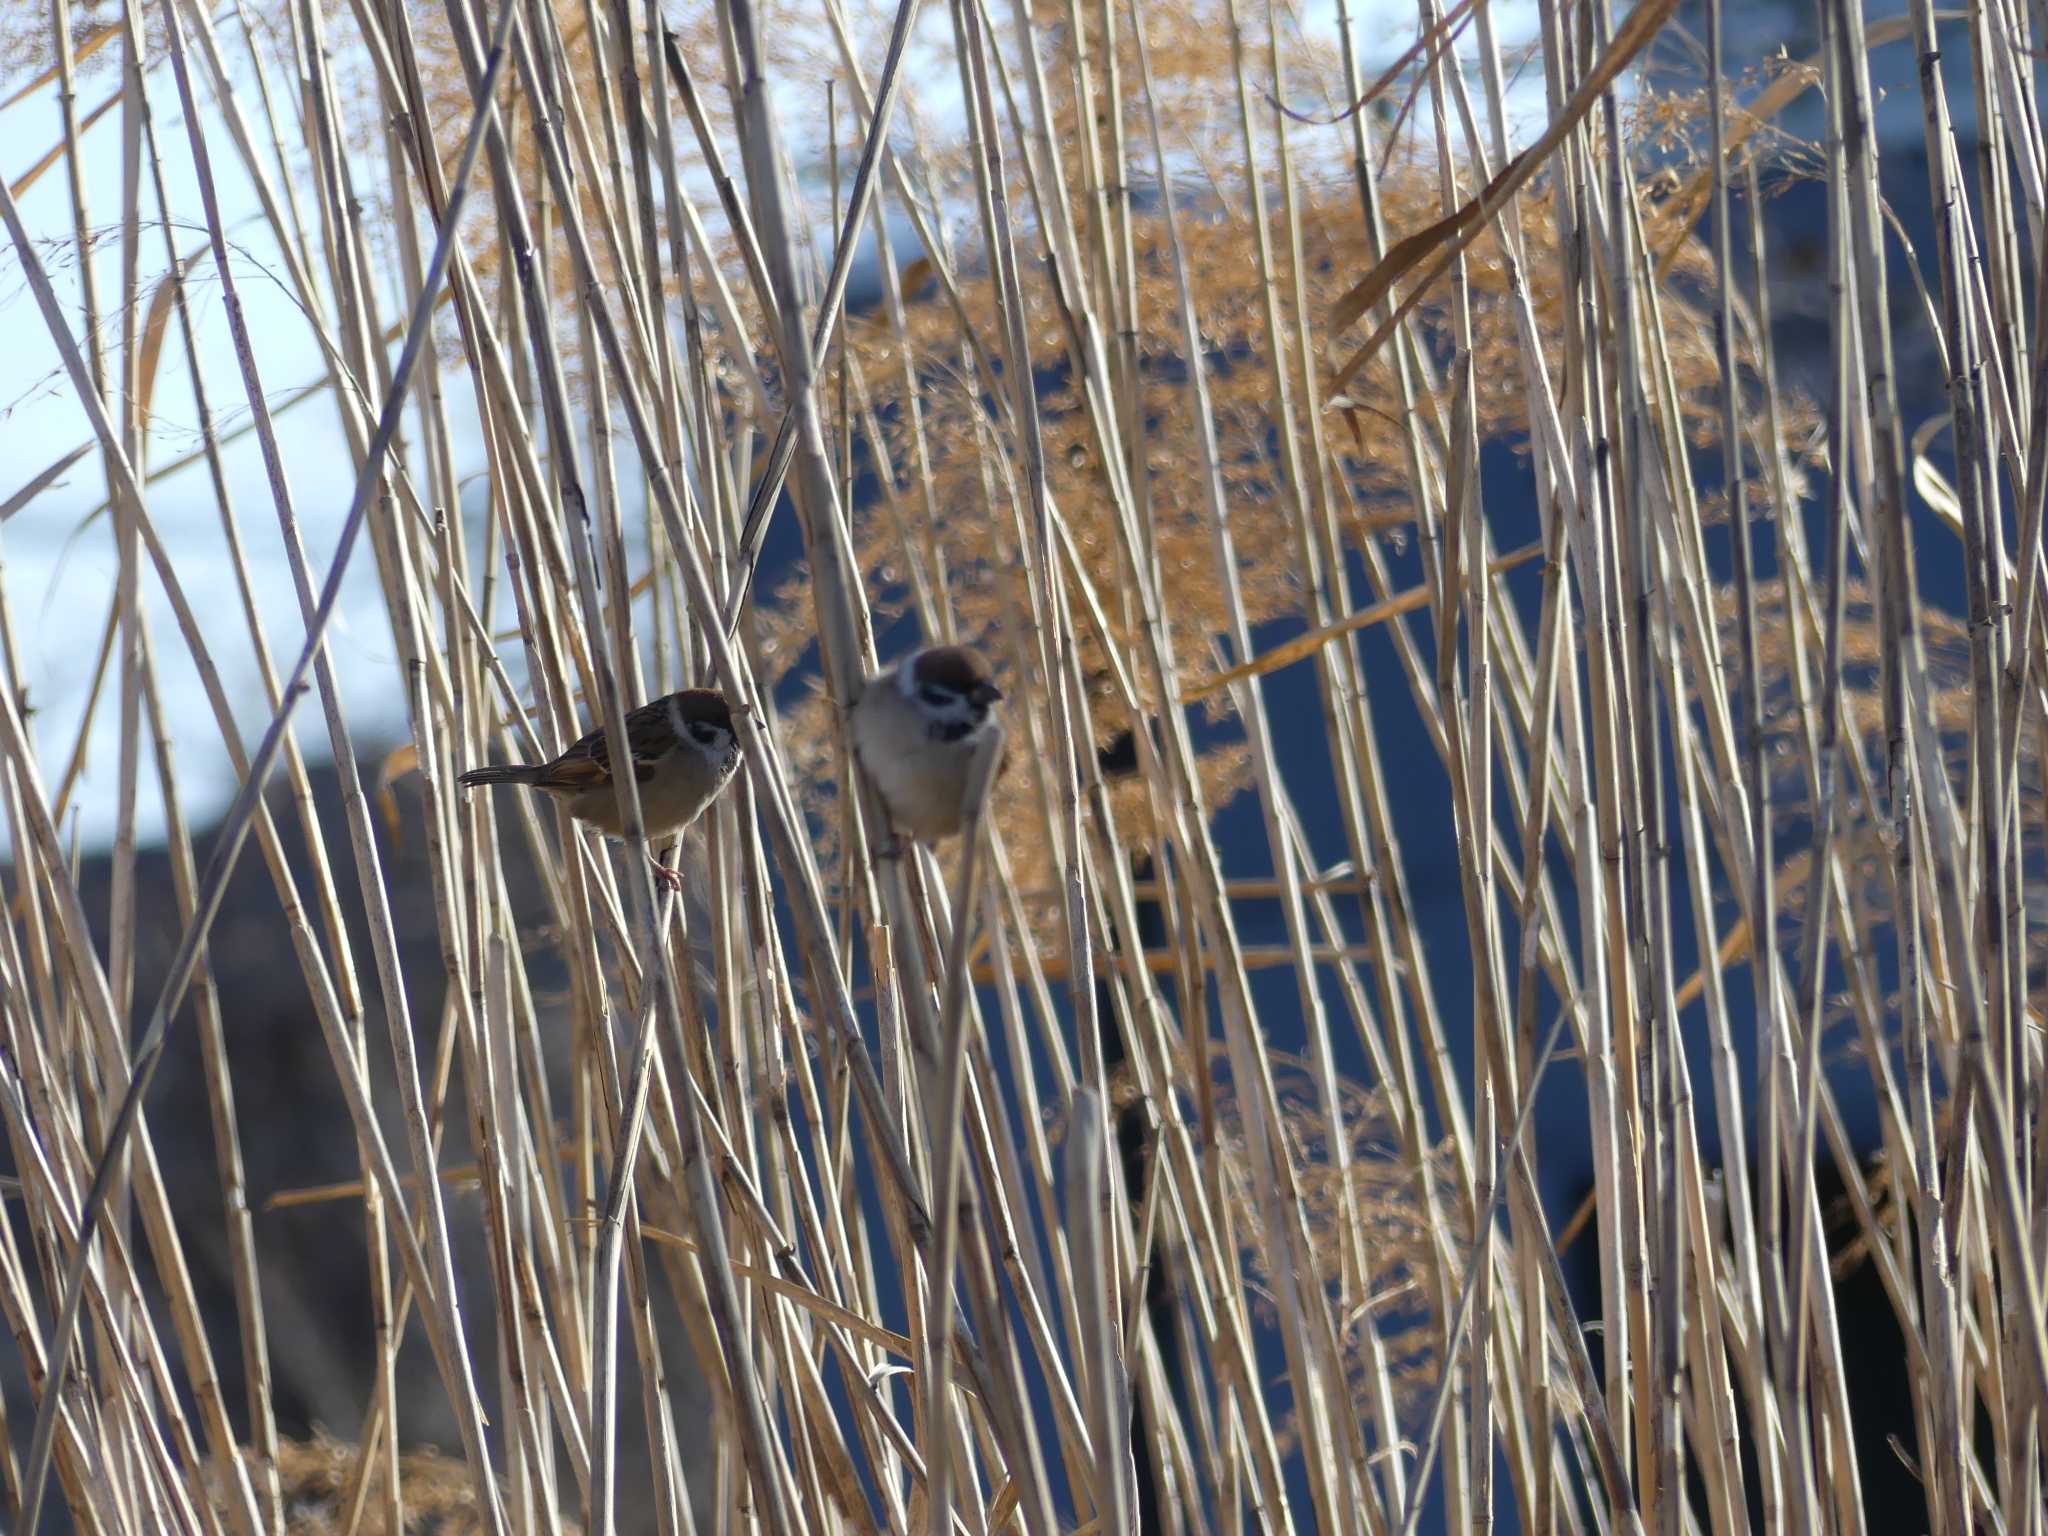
[460,688,742,890]
[851,645,1005,846]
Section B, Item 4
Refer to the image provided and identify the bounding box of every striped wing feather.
[534,698,673,790]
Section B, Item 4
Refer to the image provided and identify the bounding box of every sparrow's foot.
[649,855,685,894]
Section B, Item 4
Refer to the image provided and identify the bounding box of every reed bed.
[0,0,2040,1532]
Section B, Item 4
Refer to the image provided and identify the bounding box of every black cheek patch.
[930,713,982,744]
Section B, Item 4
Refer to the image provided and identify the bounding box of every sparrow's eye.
[919,686,953,708]
[688,720,724,745]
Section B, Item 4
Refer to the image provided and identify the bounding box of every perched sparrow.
[459,689,742,891]
[851,644,1004,846]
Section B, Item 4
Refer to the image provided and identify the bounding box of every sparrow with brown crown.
[459,689,742,891]
[851,645,1005,848]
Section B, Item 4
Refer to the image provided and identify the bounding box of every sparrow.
[850,644,1005,846]
[459,688,742,891]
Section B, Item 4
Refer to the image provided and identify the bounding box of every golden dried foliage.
[210,1435,577,1536]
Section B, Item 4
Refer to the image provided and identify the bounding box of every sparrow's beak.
[972,682,1003,706]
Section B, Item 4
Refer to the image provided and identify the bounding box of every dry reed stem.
[5,0,2047,1532]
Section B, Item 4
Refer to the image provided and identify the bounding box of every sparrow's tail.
[458,764,543,789]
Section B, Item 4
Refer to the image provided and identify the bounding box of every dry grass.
[208,1433,565,1536]
[1,0,2042,1533]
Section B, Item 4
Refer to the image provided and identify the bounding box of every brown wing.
[531,697,672,791]
[618,696,685,770]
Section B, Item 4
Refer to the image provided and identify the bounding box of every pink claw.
[650,856,685,894]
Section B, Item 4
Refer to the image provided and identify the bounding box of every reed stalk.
[3,0,2044,1532]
